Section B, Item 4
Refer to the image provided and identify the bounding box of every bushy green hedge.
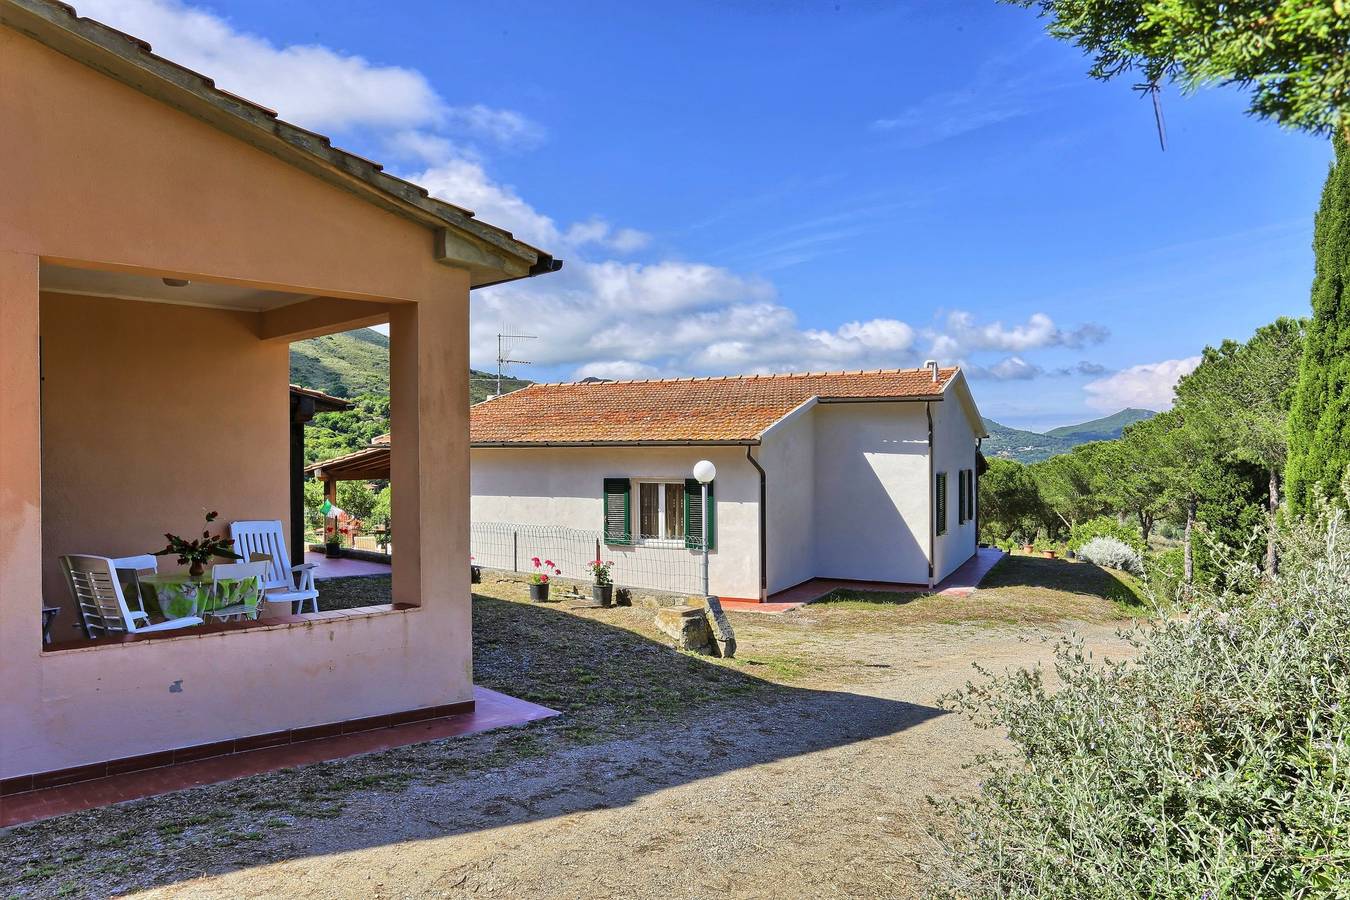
[937,513,1350,897]
[1068,515,1145,553]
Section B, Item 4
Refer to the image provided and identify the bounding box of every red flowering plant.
[587,558,615,587]
[529,556,561,585]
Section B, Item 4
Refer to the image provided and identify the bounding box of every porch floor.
[722,547,1006,614]
[0,687,556,829]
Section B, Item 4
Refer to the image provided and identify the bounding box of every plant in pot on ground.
[528,556,560,602]
[587,558,615,607]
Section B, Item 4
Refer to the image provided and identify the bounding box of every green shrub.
[1068,515,1144,553]
[1143,546,1186,605]
[935,511,1350,897]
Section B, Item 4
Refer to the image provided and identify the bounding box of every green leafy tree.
[978,459,1043,543]
[1004,0,1350,137]
[304,394,390,465]
[1030,443,1110,535]
[1289,134,1350,513]
[1176,317,1306,572]
[1100,416,1170,545]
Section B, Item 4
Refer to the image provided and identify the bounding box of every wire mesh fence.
[470,521,704,596]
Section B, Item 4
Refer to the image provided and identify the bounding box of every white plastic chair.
[60,555,203,638]
[206,561,270,622]
[228,520,319,614]
[110,553,157,626]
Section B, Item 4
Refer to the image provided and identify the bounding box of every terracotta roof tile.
[470,367,958,445]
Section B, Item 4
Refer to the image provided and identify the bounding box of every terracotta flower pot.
[529,582,549,602]
[1041,549,1057,559]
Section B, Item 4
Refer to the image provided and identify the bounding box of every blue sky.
[85,0,1331,430]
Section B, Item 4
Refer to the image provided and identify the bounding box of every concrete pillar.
[0,250,43,777]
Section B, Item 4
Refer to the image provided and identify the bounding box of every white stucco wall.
[931,393,980,582]
[810,402,932,584]
[470,446,763,599]
[757,403,816,595]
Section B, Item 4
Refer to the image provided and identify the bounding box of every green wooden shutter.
[603,478,632,545]
[683,478,716,550]
[935,472,948,536]
[957,470,967,524]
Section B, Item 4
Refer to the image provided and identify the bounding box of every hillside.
[288,328,532,402]
[1044,408,1155,442]
[983,408,1157,464]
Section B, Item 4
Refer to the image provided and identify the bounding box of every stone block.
[654,606,714,654]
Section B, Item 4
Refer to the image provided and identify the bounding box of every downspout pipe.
[746,446,768,601]
[926,401,935,589]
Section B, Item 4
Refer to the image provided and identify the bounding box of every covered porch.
[0,0,558,798]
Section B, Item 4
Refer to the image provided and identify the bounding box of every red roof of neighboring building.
[469,367,961,445]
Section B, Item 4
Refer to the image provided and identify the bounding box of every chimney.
[924,359,939,382]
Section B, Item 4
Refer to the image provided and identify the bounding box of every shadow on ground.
[0,581,946,898]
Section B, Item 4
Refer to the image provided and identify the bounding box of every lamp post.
[691,459,734,657]
[692,459,716,596]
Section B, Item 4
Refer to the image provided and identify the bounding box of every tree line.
[980,316,1306,591]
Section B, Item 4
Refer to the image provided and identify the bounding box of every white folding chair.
[60,555,202,638]
[228,520,319,614]
[110,553,157,626]
[206,561,269,622]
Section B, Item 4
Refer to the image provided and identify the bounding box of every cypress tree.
[1287,134,1350,513]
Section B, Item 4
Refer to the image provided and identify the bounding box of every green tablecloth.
[139,573,260,619]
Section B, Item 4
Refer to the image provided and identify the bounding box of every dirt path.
[138,620,1132,899]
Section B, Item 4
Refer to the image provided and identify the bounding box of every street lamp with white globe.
[692,459,716,597]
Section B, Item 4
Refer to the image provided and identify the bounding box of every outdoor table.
[139,573,259,620]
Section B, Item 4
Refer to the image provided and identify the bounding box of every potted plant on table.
[587,558,615,607]
[153,510,241,577]
[528,557,560,602]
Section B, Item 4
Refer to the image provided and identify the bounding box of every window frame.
[633,479,687,546]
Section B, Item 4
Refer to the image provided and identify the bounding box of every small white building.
[469,365,988,602]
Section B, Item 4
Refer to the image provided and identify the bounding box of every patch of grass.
[806,555,1148,628]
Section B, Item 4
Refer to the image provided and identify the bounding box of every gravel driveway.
[133,617,1133,900]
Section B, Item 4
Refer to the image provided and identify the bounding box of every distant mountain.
[288,328,532,403]
[983,408,1157,464]
[290,329,389,398]
[1044,408,1156,443]
[982,420,1077,464]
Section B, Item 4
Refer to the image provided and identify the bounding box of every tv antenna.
[479,331,536,397]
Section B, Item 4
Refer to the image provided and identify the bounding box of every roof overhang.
[0,0,561,289]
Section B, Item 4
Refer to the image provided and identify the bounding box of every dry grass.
[799,554,1147,629]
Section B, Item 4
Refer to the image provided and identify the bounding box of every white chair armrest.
[291,563,318,571]
[135,616,203,633]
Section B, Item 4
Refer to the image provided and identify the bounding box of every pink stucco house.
[0,0,558,795]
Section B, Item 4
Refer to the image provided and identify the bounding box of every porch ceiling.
[40,262,312,312]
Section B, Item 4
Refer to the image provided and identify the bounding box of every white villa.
[467,364,987,602]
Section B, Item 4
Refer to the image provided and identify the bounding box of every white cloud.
[78,0,541,146]
[928,311,1108,358]
[1083,357,1201,412]
[82,0,1110,389]
[573,361,664,381]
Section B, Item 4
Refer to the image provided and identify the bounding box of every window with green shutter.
[603,477,632,545]
[958,469,968,524]
[683,478,716,550]
[968,469,976,522]
[935,471,948,536]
